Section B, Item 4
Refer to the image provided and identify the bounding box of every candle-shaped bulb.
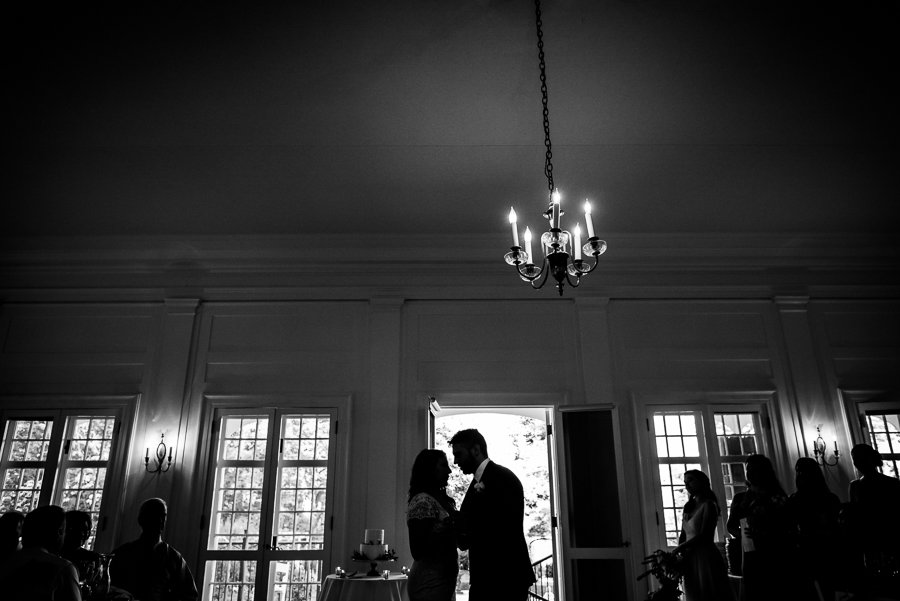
[508,207,519,247]
[583,200,595,238]
[524,227,534,264]
[551,189,561,229]
[573,224,582,260]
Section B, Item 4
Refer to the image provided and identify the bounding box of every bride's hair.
[409,449,456,510]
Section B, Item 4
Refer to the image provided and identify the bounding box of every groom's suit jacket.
[459,460,537,598]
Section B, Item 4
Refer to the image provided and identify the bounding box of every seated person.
[110,497,199,601]
[0,510,25,563]
[61,510,109,600]
[0,504,82,601]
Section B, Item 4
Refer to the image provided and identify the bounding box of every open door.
[430,402,561,601]
[556,405,633,600]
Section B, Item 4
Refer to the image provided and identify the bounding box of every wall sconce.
[145,433,173,473]
[813,425,839,467]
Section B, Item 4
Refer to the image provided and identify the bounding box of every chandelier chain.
[535,0,554,194]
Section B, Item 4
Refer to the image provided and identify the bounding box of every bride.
[406,449,460,601]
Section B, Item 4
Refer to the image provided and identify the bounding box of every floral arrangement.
[636,550,683,601]
[352,548,398,561]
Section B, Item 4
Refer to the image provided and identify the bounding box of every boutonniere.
[474,481,486,492]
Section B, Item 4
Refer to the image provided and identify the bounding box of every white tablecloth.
[318,573,409,601]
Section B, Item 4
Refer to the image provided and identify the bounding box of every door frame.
[426,391,565,601]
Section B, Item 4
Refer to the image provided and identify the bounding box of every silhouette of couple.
[406,429,536,601]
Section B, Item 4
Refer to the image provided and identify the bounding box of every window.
[649,407,766,547]
[200,409,338,601]
[0,411,120,548]
[863,411,900,479]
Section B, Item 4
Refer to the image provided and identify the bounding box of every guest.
[726,454,807,601]
[61,510,109,600]
[110,498,199,601]
[406,449,459,601]
[451,428,536,601]
[673,470,735,601]
[0,504,82,601]
[847,443,900,597]
[787,457,841,601]
[0,510,25,564]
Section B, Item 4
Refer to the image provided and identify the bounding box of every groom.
[451,428,536,601]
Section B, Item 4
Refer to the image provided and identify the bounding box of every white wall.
[2,234,899,597]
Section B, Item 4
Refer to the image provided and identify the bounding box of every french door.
[199,407,338,601]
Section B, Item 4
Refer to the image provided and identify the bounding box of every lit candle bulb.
[551,189,561,229]
[508,207,519,247]
[583,200,595,239]
[524,227,533,264]
[573,224,582,260]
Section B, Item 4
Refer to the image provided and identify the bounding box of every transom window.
[200,409,337,601]
[649,407,765,547]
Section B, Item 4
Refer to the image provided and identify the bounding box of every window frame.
[195,395,350,601]
[636,394,778,553]
[0,395,135,551]
[842,389,900,479]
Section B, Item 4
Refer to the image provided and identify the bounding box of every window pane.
[203,560,256,601]
[0,419,54,513]
[275,467,328,550]
[269,560,322,601]
[866,412,900,479]
[5,420,53,461]
[222,418,268,462]
[0,467,45,513]
[209,416,269,551]
[59,416,117,548]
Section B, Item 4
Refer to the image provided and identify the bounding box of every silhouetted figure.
[0,504,82,601]
[451,429,536,601]
[726,454,807,601]
[673,470,735,601]
[61,510,109,600]
[788,457,841,601]
[0,510,25,564]
[406,448,459,601]
[847,443,900,598]
[109,498,198,601]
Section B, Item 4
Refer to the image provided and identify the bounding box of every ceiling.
[5,0,898,242]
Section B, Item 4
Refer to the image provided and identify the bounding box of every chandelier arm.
[529,259,552,290]
[515,255,546,281]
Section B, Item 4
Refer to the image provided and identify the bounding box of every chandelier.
[504,0,607,296]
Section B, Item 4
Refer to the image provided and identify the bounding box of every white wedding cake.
[359,528,388,560]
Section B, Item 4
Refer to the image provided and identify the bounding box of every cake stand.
[351,551,398,577]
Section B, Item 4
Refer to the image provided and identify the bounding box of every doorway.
[432,407,558,601]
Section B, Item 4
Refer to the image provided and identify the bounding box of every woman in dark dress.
[726,454,808,601]
[406,449,459,601]
[787,457,841,601]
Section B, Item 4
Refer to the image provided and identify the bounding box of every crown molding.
[1,233,898,303]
